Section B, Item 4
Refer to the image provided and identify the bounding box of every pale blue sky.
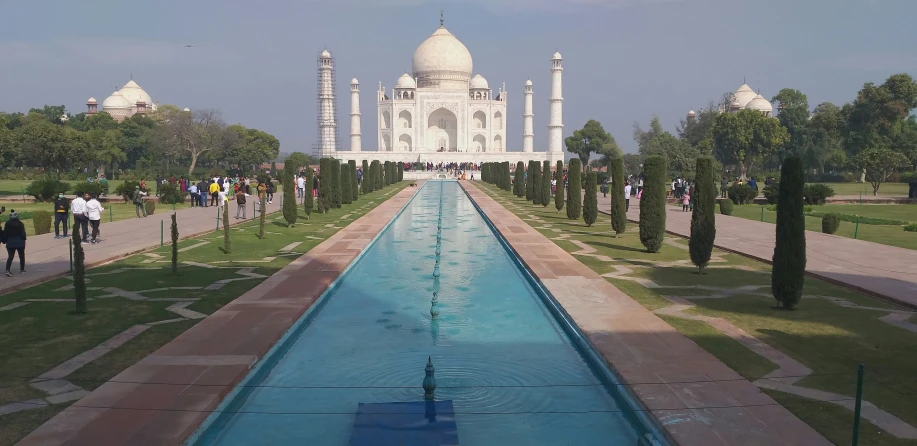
[2,0,915,154]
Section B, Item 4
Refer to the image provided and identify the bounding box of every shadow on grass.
[590,240,648,253]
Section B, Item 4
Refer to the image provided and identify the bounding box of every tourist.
[188,182,199,207]
[297,174,306,198]
[197,179,208,207]
[86,193,104,244]
[218,186,228,209]
[637,176,644,194]
[3,210,27,276]
[235,188,248,219]
[70,192,89,243]
[209,180,220,206]
[721,176,729,198]
[601,178,608,198]
[623,181,632,212]
[53,193,70,239]
[682,190,691,212]
[266,178,275,204]
[99,175,109,196]
[312,173,319,198]
[132,186,148,218]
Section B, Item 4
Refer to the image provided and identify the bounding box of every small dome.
[87,97,97,104]
[470,74,489,90]
[351,78,359,85]
[102,91,131,110]
[552,52,562,60]
[412,26,473,88]
[396,73,416,89]
[687,110,696,116]
[525,79,532,86]
[746,94,773,114]
[183,107,191,112]
[733,83,756,109]
[320,49,331,58]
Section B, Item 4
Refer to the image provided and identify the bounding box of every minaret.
[548,52,564,154]
[350,78,361,152]
[317,49,337,157]
[522,80,534,152]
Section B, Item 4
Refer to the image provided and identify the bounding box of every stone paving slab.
[463,182,830,446]
[15,187,418,446]
[0,196,287,297]
[594,192,917,309]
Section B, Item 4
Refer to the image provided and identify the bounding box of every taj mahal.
[319,16,564,165]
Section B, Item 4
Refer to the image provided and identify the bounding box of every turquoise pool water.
[194,181,658,445]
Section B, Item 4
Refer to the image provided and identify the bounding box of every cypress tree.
[361,160,370,194]
[330,158,342,208]
[566,158,582,220]
[525,161,535,200]
[259,195,267,236]
[171,213,179,274]
[340,163,352,205]
[72,226,87,314]
[349,160,358,201]
[541,161,551,206]
[318,158,332,212]
[282,168,299,225]
[397,162,403,182]
[555,160,564,212]
[503,162,511,191]
[690,157,717,273]
[583,171,598,226]
[373,161,383,190]
[222,201,232,252]
[531,162,542,205]
[639,155,667,253]
[772,155,807,310]
[610,157,627,237]
[384,161,390,186]
[270,161,277,177]
[303,167,314,219]
[514,162,524,197]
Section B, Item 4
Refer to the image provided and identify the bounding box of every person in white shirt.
[69,194,89,242]
[296,175,306,198]
[84,193,104,244]
[217,189,228,208]
[623,182,633,213]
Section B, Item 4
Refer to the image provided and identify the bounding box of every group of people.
[52,192,106,243]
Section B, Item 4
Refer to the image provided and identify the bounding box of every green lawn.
[478,182,917,446]
[0,182,407,446]
[728,204,917,250]
[822,182,910,197]
[0,180,127,197]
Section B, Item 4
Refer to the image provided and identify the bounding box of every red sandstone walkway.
[596,192,917,309]
[463,182,829,446]
[16,186,417,446]
[0,197,286,296]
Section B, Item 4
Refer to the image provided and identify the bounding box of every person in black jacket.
[53,193,70,239]
[4,210,27,276]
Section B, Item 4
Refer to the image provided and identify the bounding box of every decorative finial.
[130,73,133,80]
[744,76,746,84]
[440,10,444,27]
[423,356,437,400]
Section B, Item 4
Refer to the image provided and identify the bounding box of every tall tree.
[340,162,352,205]
[525,161,535,201]
[844,73,917,155]
[303,167,314,219]
[772,156,806,310]
[349,160,359,201]
[851,147,910,195]
[582,172,597,226]
[554,160,565,212]
[689,157,717,273]
[361,160,371,194]
[540,161,551,206]
[771,88,811,164]
[565,120,618,167]
[566,158,582,220]
[513,161,524,197]
[639,155,667,253]
[635,117,701,179]
[808,102,847,173]
[531,161,542,205]
[330,158,342,208]
[154,108,233,175]
[710,109,789,178]
[610,157,627,237]
[15,120,88,177]
[318,158,332,212]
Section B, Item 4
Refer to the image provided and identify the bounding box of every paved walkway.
[596,192,917,309]
[463,182,829,446]
[15,186,417,446]
[0,196,287,296]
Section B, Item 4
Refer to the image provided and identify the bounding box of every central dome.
[412,26,473,89]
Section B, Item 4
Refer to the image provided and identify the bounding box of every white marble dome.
[396,73,417,89]
[351,78,359,85]
[525,79,533,86]
[118,80,153,106]
[470,74,488,89]
[321,49,331,58]
[102,91,131,110]
[746,94,773,114]
[552,52,562,60]
[87,97,97,104]
[733,83,756,109]
[412,26,472,89]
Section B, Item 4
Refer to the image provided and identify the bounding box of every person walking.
[682,190,691,212]
[297,174,306,198]
[132,186,148,218]
[601,179,608,198]
[623,181,632,212]
[720,176,729,199]
[3,211,26,276]
[53,193,70,239]
[86,193,104,244]
[70,192,89,243]
[266,179,275,204]
[235,188,248,219]
[188,182,198,207]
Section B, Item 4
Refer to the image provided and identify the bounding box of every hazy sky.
[2,0,916,155]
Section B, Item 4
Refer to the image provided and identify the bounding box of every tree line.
[0,105,280,179]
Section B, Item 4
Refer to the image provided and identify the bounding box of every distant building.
[87,79,158,122]
[687,81,774,121]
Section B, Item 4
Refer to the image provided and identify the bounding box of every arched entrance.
[426,108,457,152]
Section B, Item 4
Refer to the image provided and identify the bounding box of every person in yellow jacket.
[208,180,220,206]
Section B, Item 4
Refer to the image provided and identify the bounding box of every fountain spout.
[423,356,437,400]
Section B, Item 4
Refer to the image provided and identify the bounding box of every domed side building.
[86,79,159,122]
[376,22,508,153]
[716,81,773,117]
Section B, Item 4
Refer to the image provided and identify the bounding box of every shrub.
[821,213,840,234]
[340,162,352,205]
[639,156,667,253]
[349,161,359,202]
[610,157,626,237]
[898,171,917,183]
[555,160,565,213]
[25,179,70,202]
[762,182,779,204]
[541,161,551,206]
[73,182,104,198]
[718,198,733,216]
[282,169,298,226]
[157,183,186,205]
[583,172,598,226]
[318,158,332,212]
[803,183,835,205]
[114,181,150,201]
[690,157,717,273]
[772,156,806,310]
[727,184,758,204]
[32,211,52,235]
[145,200,156,215]
[566,159,582,220]
[904,223,917,232]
